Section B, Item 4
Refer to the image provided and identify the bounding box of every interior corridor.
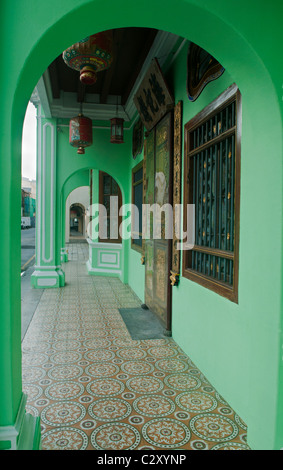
[22,244,250,450]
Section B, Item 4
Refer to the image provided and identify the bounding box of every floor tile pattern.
[22,244,250,450]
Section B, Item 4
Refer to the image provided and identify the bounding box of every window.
[131,160,144,252]
[182,85,241,302]
[99,171,122,243]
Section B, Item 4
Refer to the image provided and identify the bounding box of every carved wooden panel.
[144,112,173,332]
[171,101,183,286]
[134,58,174,131]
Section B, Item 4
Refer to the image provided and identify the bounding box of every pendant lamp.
[62,31,113,86]
[69,102,93,155]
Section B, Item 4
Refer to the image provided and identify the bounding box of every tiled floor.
[22,244,250,450]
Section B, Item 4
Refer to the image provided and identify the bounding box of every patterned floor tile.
[22,243,250,450]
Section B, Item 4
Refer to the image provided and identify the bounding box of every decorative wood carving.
[171,101,183,286]
[142,139,148,254]
[144,113,173,332]
[134,58,174,131]
[170,271,179,286]
[132,118,144,159]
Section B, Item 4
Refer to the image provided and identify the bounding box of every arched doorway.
[1,0,282,451]
[65,186,90,242]
[69,203,85,238]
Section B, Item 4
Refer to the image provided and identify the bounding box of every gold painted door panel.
[144,113,172,332]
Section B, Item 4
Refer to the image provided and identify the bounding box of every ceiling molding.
[31,75,52,118]
[52,102,128,121]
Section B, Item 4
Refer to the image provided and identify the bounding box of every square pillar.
[31,107,65,288]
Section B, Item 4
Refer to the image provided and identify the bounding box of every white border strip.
[42,122,55,263]
[36,105,42,266]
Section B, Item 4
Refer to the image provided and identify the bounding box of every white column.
[31,106,65,288]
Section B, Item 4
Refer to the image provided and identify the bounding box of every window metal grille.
[183,85,241,302]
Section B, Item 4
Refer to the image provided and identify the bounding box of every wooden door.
[144,112,173,333]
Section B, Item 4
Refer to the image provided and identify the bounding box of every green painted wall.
[162,36,283,451]
[126,43,253,419]
[0,0,282,450]
[62,170,90,206]
[56,120,133,284]
[61,169,90,249]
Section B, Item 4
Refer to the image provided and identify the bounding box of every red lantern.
[69,114,93,154]
[62,31,113,86]
[110,118,124,144]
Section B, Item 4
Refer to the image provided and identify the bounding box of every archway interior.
[16,3,283,451]
[65,185,90,243]
[30,22,243,416]
[70,203,85,235]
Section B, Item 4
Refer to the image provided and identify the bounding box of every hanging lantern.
[110,117,124,144]
[69,114,93,154]
[62,31,113,86]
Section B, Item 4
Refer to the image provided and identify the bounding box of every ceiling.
[32,28,186,122]
[49,28,158,105]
